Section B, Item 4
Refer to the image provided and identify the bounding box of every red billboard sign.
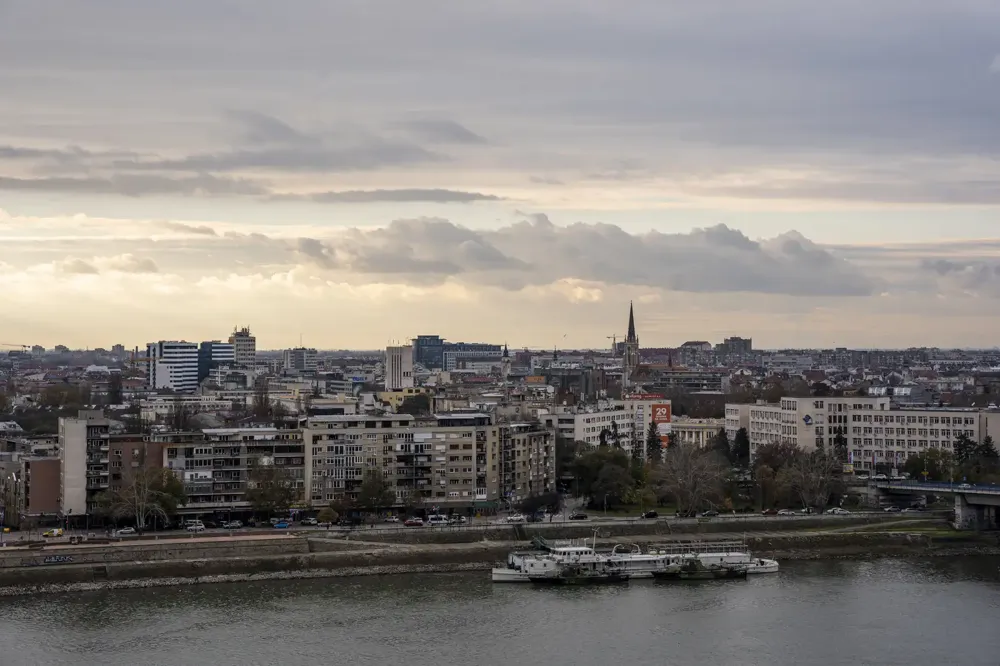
[652,403,672,447]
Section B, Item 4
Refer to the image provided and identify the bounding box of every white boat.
[490,538,778,582]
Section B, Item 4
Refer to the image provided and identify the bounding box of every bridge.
[874,480,1000,530]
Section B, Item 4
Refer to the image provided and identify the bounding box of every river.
[1,558,999,666]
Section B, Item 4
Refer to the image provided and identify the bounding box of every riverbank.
[0,527,997,597]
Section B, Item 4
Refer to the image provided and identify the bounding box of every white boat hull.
[492,558,778,582]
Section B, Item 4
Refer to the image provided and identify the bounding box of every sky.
[2,1,1000,350]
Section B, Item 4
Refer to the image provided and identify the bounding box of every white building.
[725,403,751,442]
[671,417,725,448]
[147,341,199,393]
[541,408,635,451]
[228,327,256,369]
[58,410,110,516]
[385,345,414,390]
[623,394,672,457]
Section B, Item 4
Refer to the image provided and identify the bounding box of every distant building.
[147,341,199,393]
[412,335,445,368]
[385,345,415,390]
[228,327,256,369]
[622,302,640,391]
[283,347,318,373]
[198,341,235,381]
[671,417,725,448]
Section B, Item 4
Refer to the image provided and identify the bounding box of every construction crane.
[606,335,619,355]
[0,343,29,352]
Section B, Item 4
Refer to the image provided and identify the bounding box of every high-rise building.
[147,341,199,392]
[198,341,235,381]
[228,327,256,369]
[385,345,414,390]
[412,335,445,368]
[283,347,318,373]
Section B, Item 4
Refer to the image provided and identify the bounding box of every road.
[3,510,938,545]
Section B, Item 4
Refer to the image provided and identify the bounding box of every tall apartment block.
[147,341,199,393]
[228,327,256,369]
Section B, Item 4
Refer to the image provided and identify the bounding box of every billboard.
[652,403,672,447]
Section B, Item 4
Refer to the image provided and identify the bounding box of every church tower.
[622,301,640,391]
[501,343,511,385]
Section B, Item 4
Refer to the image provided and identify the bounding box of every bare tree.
[776,451,841,510]
[95,467,186,531]
[652,444,728,513]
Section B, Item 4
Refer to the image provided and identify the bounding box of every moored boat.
[652,559,748,581]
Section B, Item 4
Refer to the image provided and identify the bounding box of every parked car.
[300,517,318,526]
[116,527,138,536]
[825,508,850,515]
[404,518,424,527]
[42,528,64,538]
[873,474,888,481]
[777,509,796,516]
[761,508,778,516]
[883,506,901,513]
[568,512,588,521]
[426,515,450,526]
[640,511,658,519]
[448,515,467,524]
[504,514,526,524]
[185,523,205,532]
[384,516,401,523]
[223,520,243,529]
[700,510,720,518]
[272,521,290,529]
[901,507,924,513]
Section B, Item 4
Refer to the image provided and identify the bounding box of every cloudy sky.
[2,1,1000,350]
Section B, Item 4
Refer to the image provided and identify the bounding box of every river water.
[1,558,999,666]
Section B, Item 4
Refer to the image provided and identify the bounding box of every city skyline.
[3,3,1000,348]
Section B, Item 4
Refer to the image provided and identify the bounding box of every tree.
[518,491,563,515]
[652,444,728,514]
[252,377,272,420]
[95,467,186,532]
[977,435,998,460]
[831,430,849,463]
[246,459,299,517]
[954,432,976,465]
[357,471,395,512]
[399,486,424,515]
[609,420,622,449]
[645,422,662,465]
[732,428,751,468]
[317,507,339,524]
[168,396,192,430]
[710,428,732,463]
[776,451,841,510]
[572,447,635,509]
[397,393,431,416]
[903,449,953,482]
[107,373,124,405]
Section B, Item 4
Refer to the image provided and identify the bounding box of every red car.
[404,518,424,527]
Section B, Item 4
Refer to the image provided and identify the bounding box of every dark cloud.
[0,174,268,197]
[292,219,874,297]
[279,188,502,204]
[394,120,487,145]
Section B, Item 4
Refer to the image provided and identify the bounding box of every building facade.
[147,341,199,393]
[198,341,235,381]
[671,417,725,448]
[541,408,635,451]
[58,410,110,516]
[500,423,555,504]
[283,348,318,373]
[229,327,256,369]
[385,345,415,390]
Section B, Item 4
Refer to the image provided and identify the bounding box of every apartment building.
[59,410,110,516]
[301,413,503,510]
[140,395,235,423]
[0,456,60,526]
[163,425,305,514]
[500,423,555,504]
[541,408,635,451]
[198,341,235,381]
[147,341,199,393]
[283,347,318,373]
[740,397,891,458]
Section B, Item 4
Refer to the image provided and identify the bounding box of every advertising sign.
[652,403,672,447]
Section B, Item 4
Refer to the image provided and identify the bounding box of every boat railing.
[646,540,749,555]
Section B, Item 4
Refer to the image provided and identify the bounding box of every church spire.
[626,300,637,342]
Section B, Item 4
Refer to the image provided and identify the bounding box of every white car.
[115,527,136,536]
[426,515,450,526]
[777,509,796,516]
[384,516,401,523]
[505,514,527,524]
[186,523,206,532]
[826,508,850,515]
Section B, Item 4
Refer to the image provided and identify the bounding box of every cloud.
[226,110,312,146]
[54,254,159,275]
[158,221,218,236]
[0,174,268,197]
[394,119,487,145]
[290,219,874,296]
[280,188,502,203]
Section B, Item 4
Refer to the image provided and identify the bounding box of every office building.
[198,341,235,381]
[412,335,445,368]
[228,327,257,369]
[542,408,635,451]
[671,417,725,448]
[283,347,318,373]
[385,345,415,390]
[147,341,199,393]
